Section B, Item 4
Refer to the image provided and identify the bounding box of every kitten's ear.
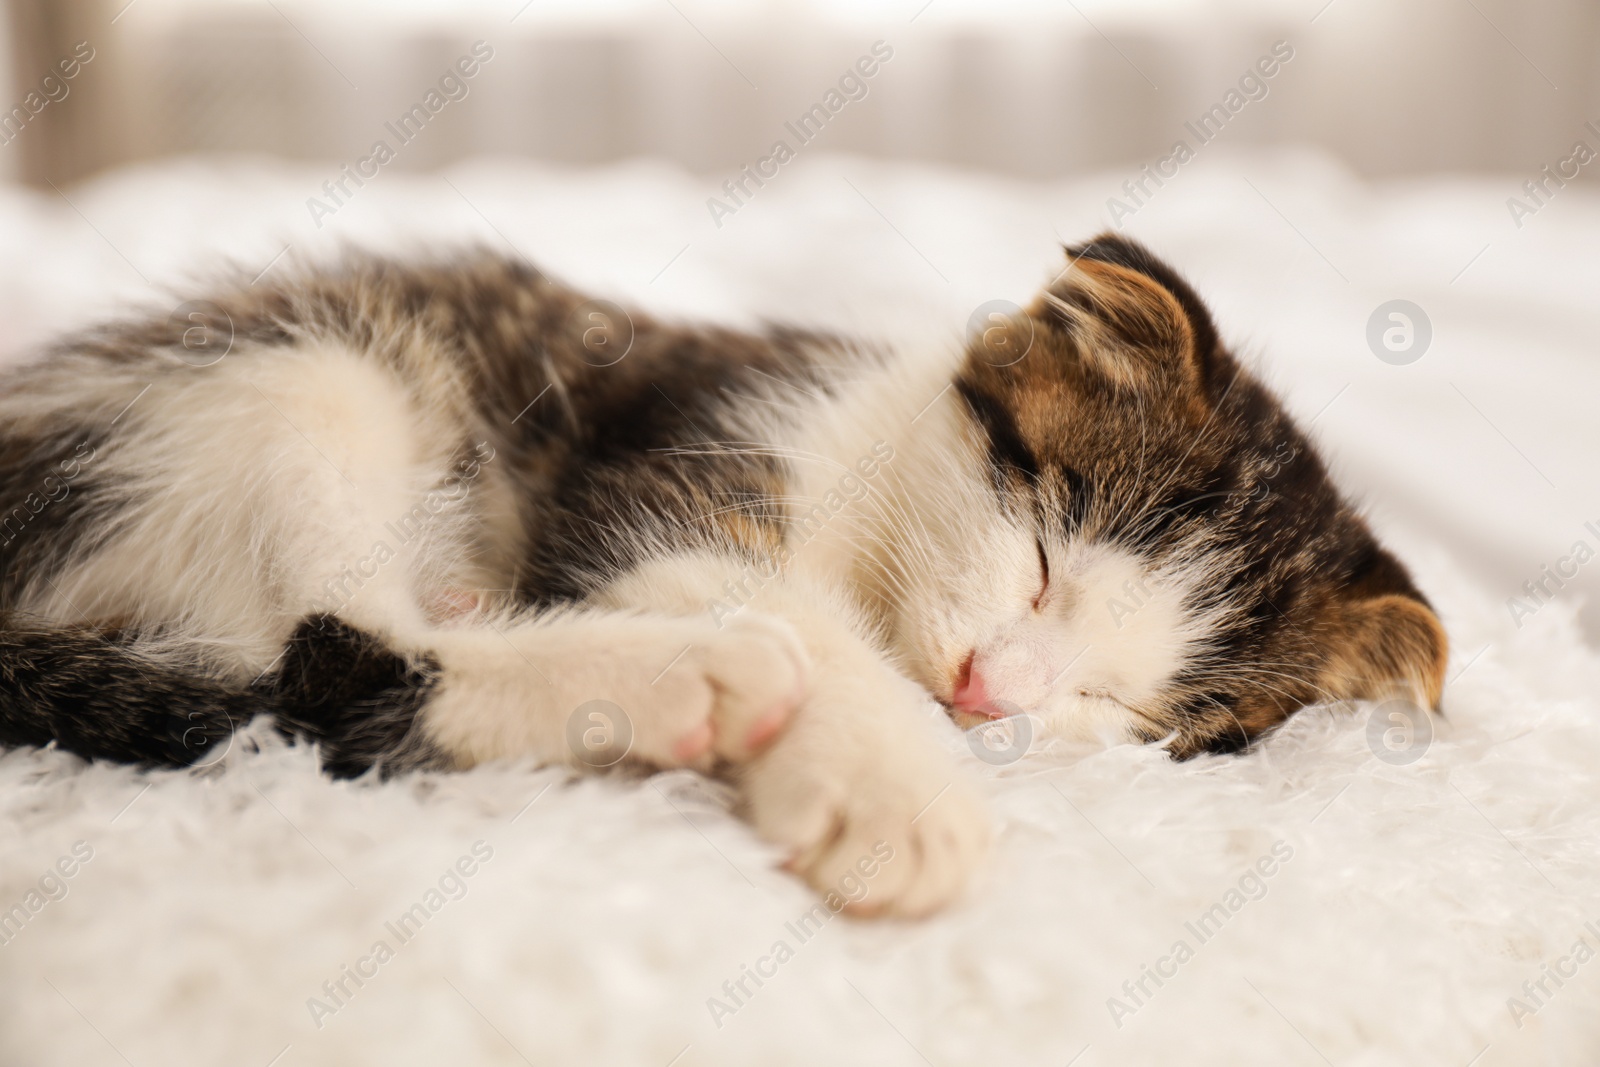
[1032,234,1221,393]
[1320,592,1449,712]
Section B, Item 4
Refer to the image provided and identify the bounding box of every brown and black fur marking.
[956,235,1446,757]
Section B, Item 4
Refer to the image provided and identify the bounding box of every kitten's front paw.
[741,703,990,918]
[630,613,810,768]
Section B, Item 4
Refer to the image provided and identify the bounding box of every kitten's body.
[0,237,1446,915]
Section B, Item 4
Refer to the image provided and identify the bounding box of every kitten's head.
[892,234,1446,758]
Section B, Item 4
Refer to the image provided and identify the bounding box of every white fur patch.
[20,342,452,673]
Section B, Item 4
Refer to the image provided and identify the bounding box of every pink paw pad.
[672,722,714,762]
[743,702,792,752]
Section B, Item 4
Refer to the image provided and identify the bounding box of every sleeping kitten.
[0,235,1446,916]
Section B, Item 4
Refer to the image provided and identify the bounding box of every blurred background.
[3,0,1597,185]
[1,0,1598,646]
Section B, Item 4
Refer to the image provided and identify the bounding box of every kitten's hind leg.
[205,350,810,774]
[151,343,809,776]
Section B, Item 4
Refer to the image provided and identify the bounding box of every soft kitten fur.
[0,235,1446,916]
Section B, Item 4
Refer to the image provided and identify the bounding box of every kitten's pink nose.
[952,659,1003,718]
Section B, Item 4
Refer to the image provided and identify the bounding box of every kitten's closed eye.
[1031,537,1049,610]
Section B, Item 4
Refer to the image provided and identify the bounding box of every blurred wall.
[3,0,1599,187]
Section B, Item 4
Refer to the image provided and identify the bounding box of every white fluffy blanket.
[2,150,1597,1066]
